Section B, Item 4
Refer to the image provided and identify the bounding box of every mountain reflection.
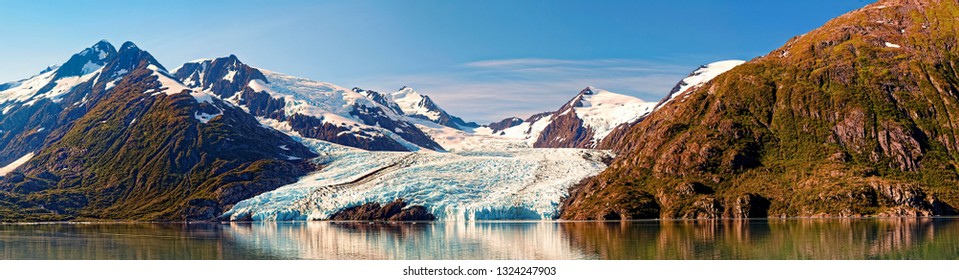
[2,218,958,259]
[0,223,273,259]
[559,218,959,259]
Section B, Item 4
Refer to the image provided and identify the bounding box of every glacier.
[223,134,611,221]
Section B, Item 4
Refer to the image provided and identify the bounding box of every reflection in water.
[1,218,958,259]
[225,222,592,259]
[560,218,959,259]
[0,223,274,259]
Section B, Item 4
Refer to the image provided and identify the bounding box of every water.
[1,218,958,259]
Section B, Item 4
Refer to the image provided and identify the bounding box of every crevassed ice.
[224,143,610,221]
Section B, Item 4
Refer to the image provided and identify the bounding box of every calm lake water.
[1,218,958,259]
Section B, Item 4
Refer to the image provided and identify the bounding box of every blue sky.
[0,0,870,123]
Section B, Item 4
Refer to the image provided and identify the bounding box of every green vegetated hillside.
[563,0,959,219]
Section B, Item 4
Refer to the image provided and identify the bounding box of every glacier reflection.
[224,221,594,259]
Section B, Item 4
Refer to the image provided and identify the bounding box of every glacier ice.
[223,141,611,221]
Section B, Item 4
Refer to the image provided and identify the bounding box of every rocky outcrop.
[530,89,595,149]
[487,117,523,132]
[533,108,593,148]
[328,199,435,221]
[288,113,411,151]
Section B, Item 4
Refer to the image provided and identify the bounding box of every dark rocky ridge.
[487,116,524,132]
[533,88,599,148]
[173,55,268,100]
[328,199,435,221]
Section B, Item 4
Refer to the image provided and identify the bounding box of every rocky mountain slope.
[0,40,120,170]
[563,0,959,220]
[597,61,745,149]
[172,57,443,152]
[0,42,316,221]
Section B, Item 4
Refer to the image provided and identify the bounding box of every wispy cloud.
[354,58,696,124]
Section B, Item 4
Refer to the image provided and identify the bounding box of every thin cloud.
[354,58,697,124]
[462,58,689,72]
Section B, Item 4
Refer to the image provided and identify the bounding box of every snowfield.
[573,87,657,144]
[223,139,611,221]
[657,60,745,109]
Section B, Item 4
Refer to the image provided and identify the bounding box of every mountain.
[562,0,959,220]
[534,87,657,148]
[597,60,744,149]
[655,60,746,110]
[389,86,479,130]
[171,57,443,152]
[0,41,316,221]
[488,87,656,148]
[1,40,120,171]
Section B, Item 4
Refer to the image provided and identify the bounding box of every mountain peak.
[51,40,120,79]
[120,41,139,50]
[91,40,115,53]
[110,41,165,74]
[170,54,267,97]
[580,87,597,96]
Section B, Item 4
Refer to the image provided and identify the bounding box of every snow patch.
[80,61,101,75]
[885,42,902,48]
[1,66,102,106]
[0,152,34,176]
[149,65,192,96]
[194,111,222,124]
[105,78,120,90]
[190,90,217,105]
[657,60,745,109]
[223,70,237,83]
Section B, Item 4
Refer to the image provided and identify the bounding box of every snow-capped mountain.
[656,60,745,109]
[1,39,749,222]
[1,40,317,220]
[0,40,133,169]
[389,86,479,130]
[481,87,656,148]
[171,57,443,152]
